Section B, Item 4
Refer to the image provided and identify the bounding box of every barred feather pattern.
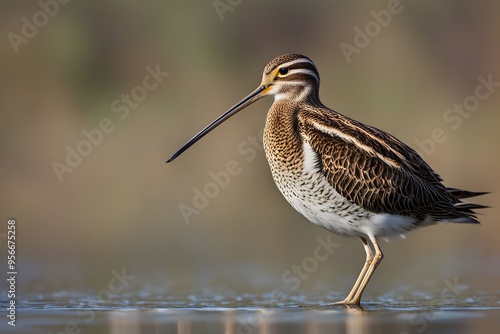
[262,54,487,237]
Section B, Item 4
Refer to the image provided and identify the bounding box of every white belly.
[266,142,418,238]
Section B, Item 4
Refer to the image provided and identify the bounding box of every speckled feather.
[167,53,488,304]
[262,54,486,236]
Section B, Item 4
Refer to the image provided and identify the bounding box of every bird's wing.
[298,109,456,221]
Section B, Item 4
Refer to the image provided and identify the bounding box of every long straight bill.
[166,85,269,163]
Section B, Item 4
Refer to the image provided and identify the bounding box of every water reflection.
[4,291,500,334]
[101,305,497,334]
[345,307,371,334]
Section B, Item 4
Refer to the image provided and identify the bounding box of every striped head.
[261,54,321,102]
[167,54,320,162]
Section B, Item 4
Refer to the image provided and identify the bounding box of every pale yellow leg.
[348,235,383,305]
[331,237,372,305]
[332,236,383,306]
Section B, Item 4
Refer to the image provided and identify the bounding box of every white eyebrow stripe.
[289,68,319,82]
[279,58,315,68]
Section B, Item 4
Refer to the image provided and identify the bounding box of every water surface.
[2,290,499,334]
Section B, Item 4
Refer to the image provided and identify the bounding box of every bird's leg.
[331,237,373,305]
[347,235,384,305]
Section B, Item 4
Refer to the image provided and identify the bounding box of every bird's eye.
[278,67,289,76]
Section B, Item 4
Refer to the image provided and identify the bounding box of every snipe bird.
[167,54,487,305]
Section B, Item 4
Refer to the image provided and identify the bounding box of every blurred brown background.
[0,0,498,299]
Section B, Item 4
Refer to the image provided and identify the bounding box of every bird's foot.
[329,299,362,308]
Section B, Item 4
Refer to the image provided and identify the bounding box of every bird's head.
[167,54,320,162]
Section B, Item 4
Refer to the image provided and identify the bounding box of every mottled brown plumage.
[167,54,487,305]
[301,107,480,223]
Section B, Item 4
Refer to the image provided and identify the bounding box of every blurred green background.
[0,0,498,299]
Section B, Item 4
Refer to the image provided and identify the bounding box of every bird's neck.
[273,84,321,105]
[263,101,303,169]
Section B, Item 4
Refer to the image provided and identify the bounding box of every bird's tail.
[447,187,489,199]
[447,187,489,224]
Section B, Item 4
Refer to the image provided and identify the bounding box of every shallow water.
[2,290,500,334]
